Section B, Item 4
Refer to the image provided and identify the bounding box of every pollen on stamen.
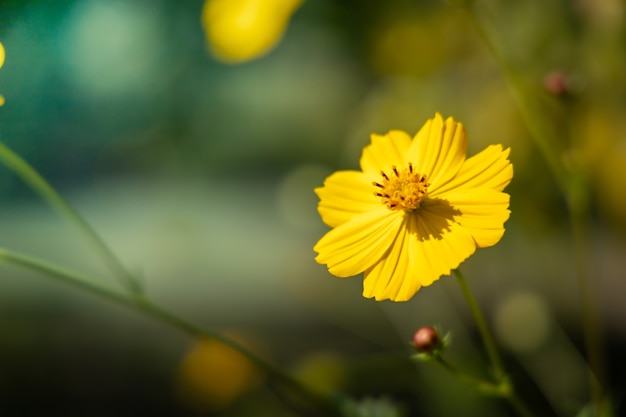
[373,163,430,211]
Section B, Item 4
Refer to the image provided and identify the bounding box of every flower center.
[373,163,429,211]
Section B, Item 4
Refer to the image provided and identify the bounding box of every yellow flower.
[177,336,262,411]
[202,0,303,64]
[314,113,513,302]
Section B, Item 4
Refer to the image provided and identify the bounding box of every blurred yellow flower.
[0,41,5,106]
[202,0,303,63]
[314,114,513,302]
[177,336,262,411]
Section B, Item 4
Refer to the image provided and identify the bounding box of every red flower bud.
[412,326,441,353]
[544,70,570,96]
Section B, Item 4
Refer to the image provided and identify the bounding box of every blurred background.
[0,0,625,416]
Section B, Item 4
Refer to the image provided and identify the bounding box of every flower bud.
[412,326,441,353]
[544,70,571,96]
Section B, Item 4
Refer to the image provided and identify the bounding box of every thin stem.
[452,269,540,417]
[0,247,341,416]
[461,5,608,414]
[434,355,498,390]
[453,268,504,380]
[462,8,570,197]
[506,392,537,417]
[433,355,535,417]
[0,142,139,293]
[568,194,606,416]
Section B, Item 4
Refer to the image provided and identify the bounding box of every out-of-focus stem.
[463,10,569,197]
[0,247,342,416]
[461,5,607,415]
[0,142,140,293]
[568,188,607,416]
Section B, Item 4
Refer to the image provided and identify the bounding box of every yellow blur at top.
[0,42,5,106]
[202,0,303,64]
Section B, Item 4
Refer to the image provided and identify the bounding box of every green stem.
[460,6,608,414]
[433,355,534,417]
[0,247,340,416]
[452,270,539,417]
[434,355,498,390]
[568,192,606,416]
[453,268,504,380]
[0,142,139,293]
[462,8,570,197]
[506,392,537,417]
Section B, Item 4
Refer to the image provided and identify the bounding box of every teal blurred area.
[0,0,369,186]
[0,0,626,416]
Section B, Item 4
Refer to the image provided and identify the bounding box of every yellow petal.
[405,114,467,188]
[315,170,380,228]
[440,188,511,247]
[431,145,512,197]
[411,206,476,285]
[360,130,412,176]
[315,208,404,278]
[202,0,302,63]
[362,221,415,301]
[362,208,476,302]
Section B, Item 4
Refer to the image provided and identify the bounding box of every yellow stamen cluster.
[373,163,429,211]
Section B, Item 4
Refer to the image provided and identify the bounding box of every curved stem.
[434,355,498,390]
[453,268,504,380]
[433,355,535,417]
[0,247,341,416]
[0,142,140,293]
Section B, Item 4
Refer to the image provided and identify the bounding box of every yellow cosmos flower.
[314,113,513,302]
[202,0,303,64]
